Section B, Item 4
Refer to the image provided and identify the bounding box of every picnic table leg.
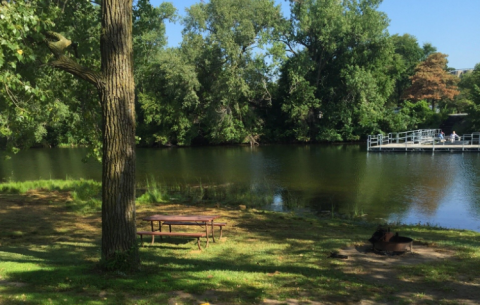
[197,237,202,250]
[205,222,209,248]
[211,220,215,242]
[150,221,156,244]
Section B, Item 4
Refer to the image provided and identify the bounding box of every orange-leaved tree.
[404,52,459,110]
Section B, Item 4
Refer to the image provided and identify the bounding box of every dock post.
[433,138,435,152]
[396,133,399,144]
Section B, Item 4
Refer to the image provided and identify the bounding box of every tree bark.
[45,0,138,269]
[100,0,138,267]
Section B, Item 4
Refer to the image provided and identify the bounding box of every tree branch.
[45,31,103,89]
[277,39,298,56]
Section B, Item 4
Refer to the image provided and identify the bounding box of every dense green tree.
[380,100,441,132]
[43,1,102,152]
[138,0,282,146]
[0,1,102,153]
[275,0,395,142]
[422,43,437,60]
[460,64,480,129]
[458,64,480,99]
[388,34,424,105]
[137,48,201,146]
[133,0,176,85]
[132,1,182,145]
[0,1,57,152]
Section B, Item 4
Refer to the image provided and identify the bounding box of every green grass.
[0,178,289,213]
[0,179,479,304]
[0,178,278,213]
[136,178,166,204]
[0,205,380,304]
[0,179,101,194]
[136,178,278,208]
[1,212,478,304]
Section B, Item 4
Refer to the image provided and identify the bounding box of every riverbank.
[3,145,480,231]
[1,185,479,304]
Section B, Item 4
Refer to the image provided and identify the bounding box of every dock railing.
[459,132,480,151]
[462,132,480,145]
[367,129,441,151]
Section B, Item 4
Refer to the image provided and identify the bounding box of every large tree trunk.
[45,0,138,269]
[100,0,138,267]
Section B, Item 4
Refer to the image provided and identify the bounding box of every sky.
[151,0,480,69]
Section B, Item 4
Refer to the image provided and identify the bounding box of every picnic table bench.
[137,231,206,250]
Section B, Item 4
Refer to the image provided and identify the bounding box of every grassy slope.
[0,182,479,304]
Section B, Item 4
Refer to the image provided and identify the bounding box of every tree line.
[1,0,478,153]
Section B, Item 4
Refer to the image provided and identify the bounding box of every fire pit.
[368,227,413,253]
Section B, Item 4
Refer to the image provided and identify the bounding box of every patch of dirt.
[167,290,321,305]
[342,244,456,268]
[0,192,100,246]
[167,290,225,305]
[338,244,480,305]
[261,299,323,305]
[0,280,27,288]
[24,189,73,204]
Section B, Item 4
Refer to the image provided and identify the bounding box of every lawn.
[0,182,479,304]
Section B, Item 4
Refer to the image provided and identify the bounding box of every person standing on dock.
[450,131,461,143]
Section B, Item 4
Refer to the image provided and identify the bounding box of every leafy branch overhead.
[45,31,103,89]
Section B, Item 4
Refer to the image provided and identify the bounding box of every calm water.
[1,145,480,232]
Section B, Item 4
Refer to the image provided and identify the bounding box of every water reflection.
[1,145,479,231]
[0,149,101,181]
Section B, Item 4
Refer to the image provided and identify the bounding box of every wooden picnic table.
[141,214,221,248]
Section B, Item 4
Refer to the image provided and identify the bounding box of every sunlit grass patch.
[0,179,100,194]
[136,178,167,204]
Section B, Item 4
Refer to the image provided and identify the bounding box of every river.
[1,145,479,232]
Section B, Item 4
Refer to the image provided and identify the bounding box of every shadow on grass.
[1,194,480,304]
